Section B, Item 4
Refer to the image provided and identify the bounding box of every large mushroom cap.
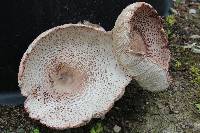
[18,24,131,129]
[112,2,171,91]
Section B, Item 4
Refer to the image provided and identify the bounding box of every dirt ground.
[0,1,200,133]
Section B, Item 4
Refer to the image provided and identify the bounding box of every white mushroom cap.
[112,2,171,91]
[18,24,131,129]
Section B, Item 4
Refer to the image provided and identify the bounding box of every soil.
[0,1,200,133]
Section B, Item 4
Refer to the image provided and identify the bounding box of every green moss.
[195,103,200,112]
[175,60,182,69]
[175,0,182,5]
[191,76,200,85]
[166,29,173,39]
[190,65,200,85]
[171,46,199,65]
[190,66,200,75]
[30,128,40,133]
[166,15,176,27]
[171,59,183,71]
[165,15,176,39]
[170,46,200,84]
[90,122,103,133]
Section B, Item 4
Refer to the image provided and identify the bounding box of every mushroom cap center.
[48,63,87,97]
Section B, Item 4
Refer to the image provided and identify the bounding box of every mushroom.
[18,24,131,129]
[112,2,171,91]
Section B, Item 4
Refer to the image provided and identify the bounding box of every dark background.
[0,0,170,92]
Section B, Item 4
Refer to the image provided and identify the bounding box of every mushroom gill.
[112,2,171,91]
[18,24,131,129]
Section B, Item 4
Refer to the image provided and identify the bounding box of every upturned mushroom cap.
[112,2,171,91]
[18,24,131,129]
